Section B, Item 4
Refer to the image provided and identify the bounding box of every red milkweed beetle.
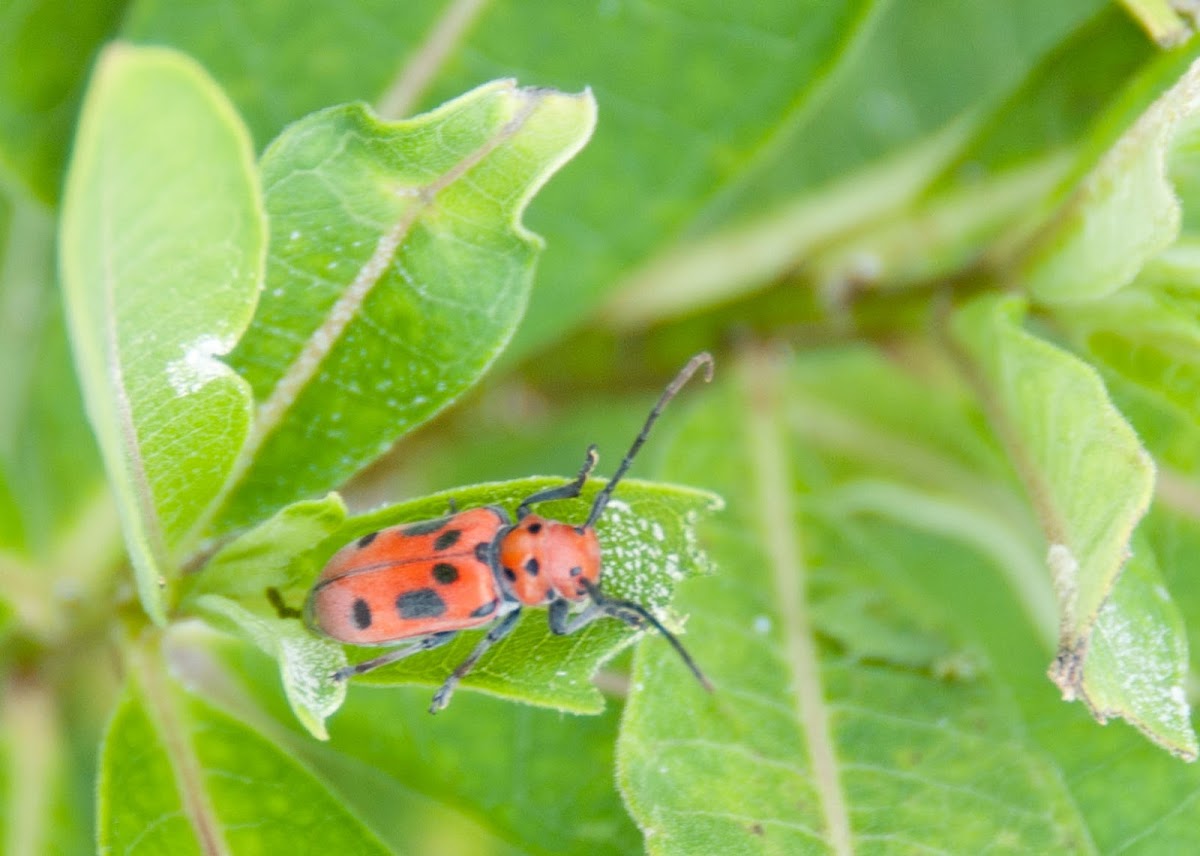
[303,352,715,712]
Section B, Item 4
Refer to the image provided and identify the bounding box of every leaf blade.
[618,351,1098,853]
[59,44,265,621]
[213,81,596,532]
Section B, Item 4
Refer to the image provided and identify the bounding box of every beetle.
[304,352,715,712]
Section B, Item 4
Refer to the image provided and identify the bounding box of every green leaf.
[618,349,1200,852]
[1058,255,1200,472]
[99,642,390,854]
[1078,534,1196,759]
[191,594,346,741]
[260,478,719,718]
[193,636,640,856]
[181,494,349,738]
[619,353,1098,852]
[950,294,1193,754]
[0,0,125,202]
[595,1,1137,330]
[190,493,347,599]
[59,44,265,623]
[1018,51,1200,303]
[951,295,1156,639]
[212,81,596,532]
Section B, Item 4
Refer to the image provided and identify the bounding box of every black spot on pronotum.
[432,562,459,584]
[524,557,539,577]
[352,598,372,630]
[503,566,517,582]
[433,529,462,551]
[470,599,498,618]
[403,518,447,536]
[396,588,447,619]
[527,522,542,534]
[569,566,582,577]
[474,542,491,563]
[357,531,379,548]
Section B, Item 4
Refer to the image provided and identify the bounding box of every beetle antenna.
[582,579,713,691]
[585,352,714,530]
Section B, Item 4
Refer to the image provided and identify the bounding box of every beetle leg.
[429,608,522,713]
[548,598,606,634]
[331,630,458,682]
[516,445,599,519]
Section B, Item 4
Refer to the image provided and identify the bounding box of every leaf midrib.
[741,349,854,855]
[135,637,230,856]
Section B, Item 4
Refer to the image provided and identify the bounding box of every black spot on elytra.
[357,531,378,548]
[352,598,372,630]
[502,566,517,582]
[434,529,462,551]
[474,541,491,563]
[524,557,539,577]
[403,518,447,537]
[396,588,446,619]
[470,599,498,618]
[569,566,582,577]
[432,562,459,584]
[527,522,542,534]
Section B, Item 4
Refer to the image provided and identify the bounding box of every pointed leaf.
[1079,535,1196,759]
[59,45,265,622]
[951,294,1193,754]
[213,81,596,532]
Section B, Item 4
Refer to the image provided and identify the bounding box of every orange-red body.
[306,507,508,644]
[306,509,605,647]
[497,514,601,604]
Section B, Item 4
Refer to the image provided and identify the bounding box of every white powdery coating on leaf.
[1093,596,1192,728]
[281,635,346,721]
[166,334,234,395]
[599,501,675,610]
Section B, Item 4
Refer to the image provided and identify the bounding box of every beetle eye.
[527,522,542,534]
